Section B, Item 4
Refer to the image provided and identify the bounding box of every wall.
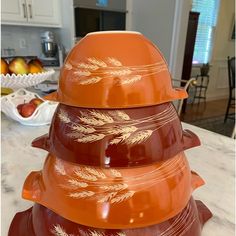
[192,0,235,101]
[128,0,192,80]
[1,25,61,58]
[130,0,175,64]
[57,0,74,53]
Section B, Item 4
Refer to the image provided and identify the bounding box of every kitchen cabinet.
[1,0,61,27]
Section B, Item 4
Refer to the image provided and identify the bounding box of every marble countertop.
[1,114,235,236]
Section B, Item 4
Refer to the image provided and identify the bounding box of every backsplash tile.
[1,25,60,57]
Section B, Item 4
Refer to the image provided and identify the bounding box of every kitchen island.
[1,114,235,236]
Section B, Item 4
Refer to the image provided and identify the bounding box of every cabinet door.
[27,0,61,26]
[1,0,27,23]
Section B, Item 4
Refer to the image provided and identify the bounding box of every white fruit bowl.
[0,69,55,89]
[1,88,58,126]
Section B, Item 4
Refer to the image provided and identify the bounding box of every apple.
[28,63,43,74]
[29,98,44,107]
[20,103,37,117]
[9,57,29,75]
[17,103,25,113]
[28,59,44,74]
[28,58,43,68]
[1,58,9,75]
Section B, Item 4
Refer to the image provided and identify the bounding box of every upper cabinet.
[1,0,61,27]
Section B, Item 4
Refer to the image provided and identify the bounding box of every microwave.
[74,0,126,38]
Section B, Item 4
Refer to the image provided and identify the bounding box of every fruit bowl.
[1,88,58,126]
[0,69,55,90]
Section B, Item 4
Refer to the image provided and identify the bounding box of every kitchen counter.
[1,114,235,236]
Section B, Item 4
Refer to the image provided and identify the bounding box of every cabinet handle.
[22,3,27,18]
[28,4,33,18]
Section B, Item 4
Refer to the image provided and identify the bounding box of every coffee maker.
[40,31,64,67]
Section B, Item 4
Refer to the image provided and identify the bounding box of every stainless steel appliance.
[73,0,127,39]
[40,31,64,67]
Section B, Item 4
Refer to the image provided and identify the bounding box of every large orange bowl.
[22,152,204,229]
[45,31,187,108]
[8,197,212,236]
[32,102,200,167]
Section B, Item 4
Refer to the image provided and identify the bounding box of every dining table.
[1,114,235,236]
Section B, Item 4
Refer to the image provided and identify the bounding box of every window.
[192,0,220,64]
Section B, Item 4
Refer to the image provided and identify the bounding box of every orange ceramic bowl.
[45,31,187,108]
[8,197,212,236]
[22,152,204,229]
[32,102,200,167]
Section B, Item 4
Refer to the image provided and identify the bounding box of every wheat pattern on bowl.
[0,69,55,89]
[1,88,58,126]
[22,153,205,229]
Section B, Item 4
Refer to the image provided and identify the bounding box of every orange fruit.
[1,58,9,75]
[28,63,43,74]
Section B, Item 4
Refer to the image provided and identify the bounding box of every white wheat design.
[87,58,107,67]
[125,130,153,145]
[74,169,98,181]
[105,69,132,76]
[79,116,105,126]
[73,70,91,76]
[110,133,132,145]
[77,134,105,143]
[88,230,105,236]
[84,167,106,179]
[71,124,96,134]
[117,233,126,236]
[68,179,88,188]
[107,57,122,66]
[51,224,73,236]
[58,110,71,123]
[110,169,122,178]
[100,184,128,191]
[108,126,137,135]
[79,77,102,85]
[97,192,117,203]
[76,63,99,70]
[64,62,72,70]
[115,111,131,120]
[121,75,142,85]
[89,110,114,123]
[69,191,95,198]
[55,160,66,175]
[110,191,135,203]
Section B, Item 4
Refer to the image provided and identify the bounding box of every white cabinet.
[1,0,61,27]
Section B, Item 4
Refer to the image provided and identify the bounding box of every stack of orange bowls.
[9,31,212,236]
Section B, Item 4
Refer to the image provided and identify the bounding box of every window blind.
[192,0,220,64]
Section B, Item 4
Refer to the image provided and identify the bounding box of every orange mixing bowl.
[45,31,187,108]
[22,152,204,229]
[32,102,200,167]
[8,197,212,236]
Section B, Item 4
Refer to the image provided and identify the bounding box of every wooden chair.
[224,56,235,123]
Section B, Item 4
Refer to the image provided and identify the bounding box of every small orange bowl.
[45,31,187,108]
[22,152,204,229]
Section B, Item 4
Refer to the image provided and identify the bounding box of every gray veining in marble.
[1,114,235,236]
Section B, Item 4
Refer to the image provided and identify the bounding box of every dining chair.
[172,78,197,116]
[224,56,235,123]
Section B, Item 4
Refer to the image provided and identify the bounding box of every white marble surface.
[1,114,235,236]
